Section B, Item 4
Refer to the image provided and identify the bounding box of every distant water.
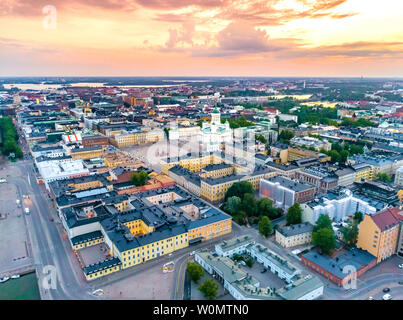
[0,272,41,300]
[3,82,186,90]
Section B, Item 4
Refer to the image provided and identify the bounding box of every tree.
[224,196,241,215]
[375,172,391,183]
[256,135,267,144]
[341,221,359,247]
[286,203,302,226]
[232,211,247,225]
[198,279,219,299]
[258,216,272,237]
[241,193,257,217]
[328,150,341,163]
[163,127,170,138]
[279,129,294,143]
[131,170,149,186]
[225,181,254,201]
[312,228,336,255]
[314,214,333,232]
[232,254,243,262]
[245,256,254,268]
[354,211,363,224]
[339,150,349,163]
[257,198,279,219]
[186,262,204,283]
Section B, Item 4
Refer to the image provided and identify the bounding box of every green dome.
[212,107,220,114]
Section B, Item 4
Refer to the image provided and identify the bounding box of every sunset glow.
[1,0,402,76]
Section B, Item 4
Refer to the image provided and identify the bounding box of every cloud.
[135,0,227,10]
[279,41,403,60]
[0,0,138,16]
[161,21,289,57]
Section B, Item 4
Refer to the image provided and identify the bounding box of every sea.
[0,272,41,300]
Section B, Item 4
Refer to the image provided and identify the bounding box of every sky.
[0,0,402,77]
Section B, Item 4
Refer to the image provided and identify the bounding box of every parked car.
[368,296,374,300]
[383,287,390,293]
[382,294,392,300]
[398,264,403,269]
[260,268,267,273]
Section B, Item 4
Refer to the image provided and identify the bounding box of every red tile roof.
[389,207,403,222]
[371,207,401,232]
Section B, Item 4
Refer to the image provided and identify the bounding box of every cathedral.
[201,108,232,153]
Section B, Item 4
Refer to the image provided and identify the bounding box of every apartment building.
[357,207,401,263]
[260,176,316,210]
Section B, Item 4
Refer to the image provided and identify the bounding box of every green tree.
[286,203,302,226]
[375,172,391,183]
[224,196,242,215]
[131,170,149,186]
[312,228,336,255]
[314,214,333,232]
[341,221,359,247]
[245,256,254,268]
[241,193,257,217]
[232,211,247,225]
[163,127,170,138]
[339,150,349,163]
[328,150,341,163]
[353,211,363,223]
[225,181,254,201]
[257,198,279,219]
[198,279,219,299]
[256,134,267,144]
[186,262,204,283]
[232,254,243,262]
[279,129,294,143]
[258,216,273,237]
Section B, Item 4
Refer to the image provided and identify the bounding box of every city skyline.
[1,0,403,77]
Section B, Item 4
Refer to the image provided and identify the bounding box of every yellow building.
[352,164,373,182]
[161,154,219,175]
[188,218,232,242]
[287,147,330,163]
[110,130,164,148]
[199,164,234,179]
[357,208,400,263]
[200,166,277,203]
[70,146,104,160]
[79,186,233,281]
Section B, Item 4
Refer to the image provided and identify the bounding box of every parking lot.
[241,258,288,289]
[0,175,33,276]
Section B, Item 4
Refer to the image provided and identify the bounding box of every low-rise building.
[275,222,314,248]
[215,235,255,257]
[301,248,377,286]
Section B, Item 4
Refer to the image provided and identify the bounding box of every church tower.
[211,107,221,125]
